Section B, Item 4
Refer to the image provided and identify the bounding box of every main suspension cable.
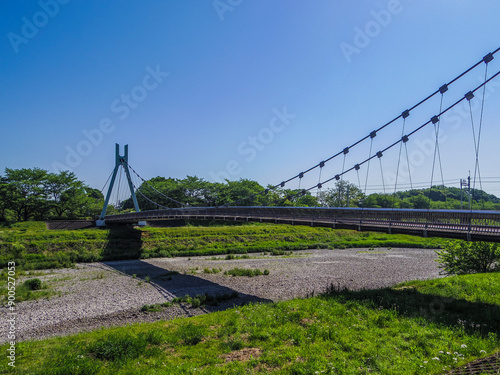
[282,69,500,203]
[256,49,499,195]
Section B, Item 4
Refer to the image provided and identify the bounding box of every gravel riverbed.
[2,248,441,343]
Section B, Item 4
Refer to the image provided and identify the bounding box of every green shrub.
[191,297,201,308]
[177,323,204,345]
[9,242,26,258]
[145,329,165,345]
[87,333,147,361]
[436,240,500,275]
[24,278,42,290]
[226,337,244,351]
[224,267,266,277]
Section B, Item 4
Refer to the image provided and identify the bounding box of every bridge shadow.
[322,282,500,338]
[98,226,272,315]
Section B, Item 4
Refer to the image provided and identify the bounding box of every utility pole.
[468,171,471,210]
[460,178,468,210]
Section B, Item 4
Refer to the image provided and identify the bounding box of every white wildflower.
[461,344,467,348]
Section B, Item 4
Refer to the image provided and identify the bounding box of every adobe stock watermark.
[340,0,410,64]
[213,0,242,21]
[51,65,169,172]
[7,0,71,54]
[210,107,296,182]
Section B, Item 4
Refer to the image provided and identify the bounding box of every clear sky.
[1,0,500,199]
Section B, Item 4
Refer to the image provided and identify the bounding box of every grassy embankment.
[1,272,499,374]
[0,221,444,270]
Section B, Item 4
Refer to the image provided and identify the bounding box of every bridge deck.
[104,207,500,242]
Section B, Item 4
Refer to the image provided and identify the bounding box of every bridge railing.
[104,206,500,236]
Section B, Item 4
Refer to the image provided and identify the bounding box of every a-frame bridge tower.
[96,144,140,227]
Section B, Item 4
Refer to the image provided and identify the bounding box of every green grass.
[224,254,250,260]
[2,273,499,374]
[171,292,239,308]
[223,267,270,277]
[0,269,56,305]
[0,221,444,271]
[203,267,222,274]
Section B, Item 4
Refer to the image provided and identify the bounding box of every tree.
[180,176,215,206]
[360,193,394,208]
[3,168,49,221]
[0,177,11,221]
[83,187,105,218]
[216,179,266,206]
[1,168,99,221]
[436,241,500,275]
[264,188,318,207]
[318,180,365,207]
[125,177,186,210]
[412,194,430,209]
[46,171,88,218]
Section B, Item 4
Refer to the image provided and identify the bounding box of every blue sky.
[1,0,500,199]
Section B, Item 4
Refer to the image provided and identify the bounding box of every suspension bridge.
[94,47,500,242]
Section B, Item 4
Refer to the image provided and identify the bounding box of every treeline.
[364,185,500,210]
[0,168,104,222]
[123,176,500,211]
[3,168,500,223]
[122,176,318,209]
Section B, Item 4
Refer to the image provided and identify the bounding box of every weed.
[87,333,147,361]
[171,292,238,308]
[177,323,204,345]
[225,337,245,351]
[23,278,42,290]
[191,297,201,308]
[225,254,250,260]
[140,302,173,313]
[270,249,293,256]
[203,267,222,274]
[223,268,268,277]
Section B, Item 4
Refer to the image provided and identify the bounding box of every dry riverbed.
[2,248,441,343]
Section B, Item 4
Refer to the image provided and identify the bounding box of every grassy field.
[0,221,444,270]
[2,272,499,374]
